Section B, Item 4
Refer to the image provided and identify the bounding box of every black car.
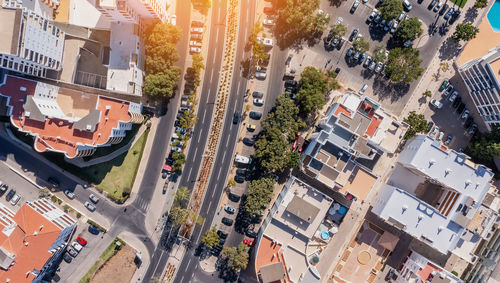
[243,137,255,146]
[211,249,221,256]
[449,10,461,24]
[219,238,225,245]
[236,169,246,176]
[63,252,73,263]
[464,117,474,129]
[335,68,341,74]
[249,111,262,120]
[67,247,78,257]
[5,189,15,201]
[349,29,359,41]
[234,175,245,183]
[217,230,228,239]
[48,177,60,188]
[439,4,449,15]
[452,96,462,108]
[427,121,434,132]
[252,91,264,98]
[337,38,345,49]
[233,112,240,124]
[444,7,454,20]
[88,225,100,235]
[213,244,223,251]
[284,80,297,88]
[228,193,241,202]
[246,229,258,238]
[221,217,234,226]
[456,103,465,114]
[184,73,196,80]
[0,185,7,195]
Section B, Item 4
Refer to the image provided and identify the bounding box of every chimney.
[33,231,38,236]
[39,225,43,230]
[24,242,28,246]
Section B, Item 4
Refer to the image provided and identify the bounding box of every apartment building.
[0,199,76,283]
[0,74,143,158]
[0,1,64,78]
[455,4,500,131]
[396,250,462,283]
[371,135,494,254]
[301,92,406,201]
[95,0,168,24]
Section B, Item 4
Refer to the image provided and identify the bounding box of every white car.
[430,126,439,137]
[257,37,273,47]
[235,155,252,164]
[190,27,204,33]
[255,72,267,79]
[336,17,343,25]
[71,241,83,253]
[390,21,398,34]
[224,204,235,214]
[10,194,20,206]
[461,109,470,119]
[89,193,99,203]
[190,47,201,53]
[84,201,96,212]
[64,190,75,199]
[430,99,443,109]
[438,131,444,140]
[189,41,201,47]
[253,98,264,106]
[263,19,275,26]
[448,91,458,102]
[359,84,368,94]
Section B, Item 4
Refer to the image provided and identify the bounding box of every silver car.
[375,62,384,73]
[369,61,376,70]
[85,201,96,212]
[89,193,99,203]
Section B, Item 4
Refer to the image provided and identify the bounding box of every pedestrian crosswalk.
[134,196,150,212]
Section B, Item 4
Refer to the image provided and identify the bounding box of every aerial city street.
[0,0,499,282]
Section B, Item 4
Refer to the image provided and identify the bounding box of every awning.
[377,231,399,251]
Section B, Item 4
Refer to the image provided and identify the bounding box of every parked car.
[89,194,99,203]
[76,236,87,246]
[263,19,275,26]
[263,6,275,14]
[375,62,384,73]
[10,194,20,206]
[439,3,449,15]
[64,190,75,199]
[84,201,96,212]
[191,34,203,40]
[438,80,449,92]
[367,9,378,23]
[189,47,201,53]
[224,204,236,214]
[88,225,100,235]
[243,137,255,146]
[461,109,470,119]
[445,135,453,145]
[5,189,15,201]
[253,98,264,106]
[374,14,382,24]
[243,238,255,247]
[384,20,393,31]
[63,253,73,263]
[398,11,406,21]
[434,1,442,12]
[464,117,474,128]
[221,217,233,226]
[233,112,240,124]
[385,268,396,281]
[217,230,228,239]
[359,84,368,94]
[390,21,398,33]
[228,192,241,203]
[427,121,434,132]
[189,41,202,47]
[252,91,264,98]
[449,10,461,24]
[346,46,354,57]
[369,60,376,70]
[448,91,458,103]
[71,241,83,253]
[444,7,454,20]
[234,175,245,183]
[468,124,478,135]
[430,99,443,109]
[350,0,360,13]
[190,27,204,33]
[48,177,60,188]
[349,29,359,41]
[438,131,445,140]
[337,38,346,49]
[67,247,78,258]
[364,56,372,68]
[428,0,437,9]
[249,111,262,120]
[246,229,258,238]
[430,126,439,137]
[456,102,466,114]
[403,0,412,10]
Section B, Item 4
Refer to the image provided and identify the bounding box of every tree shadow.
[418,96,428,106]
[463,7,479,23]
[240,58,250,79]
[216,257,239,282]
[438,37,461,60]
[367,25,387,42]
[327,0,348,7]
[372,79,411,103]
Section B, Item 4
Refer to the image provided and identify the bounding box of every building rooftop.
[0,8,20,56]
[260,262,286,283]
[0,199,75,283]
[396,250,462,283]
[336,165,377,202]
[0,75,142,158]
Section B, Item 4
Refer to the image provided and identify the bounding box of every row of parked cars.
[63,236,87,263]
[189,20,205,54]
[428,0,461,24]
[0,180,20,206]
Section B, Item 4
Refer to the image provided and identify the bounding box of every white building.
[396,250,463,283]
[372,135,494,254]
[0,1,64,78]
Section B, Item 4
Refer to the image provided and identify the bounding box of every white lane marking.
[212,183,218,197]
[222,150,227,162]
[151,251,165,277]
[193,147,198,159]
[198,130,203,143]
[187,258,192,268]
[225,137,230,147]
[214,27,220,50]
[195,219,208,244]
[217,168,222,181]
[187,167,193,181]
[202,109,207,123]
[207,200,213,213]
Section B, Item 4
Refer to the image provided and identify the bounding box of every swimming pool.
[487,0,500,32]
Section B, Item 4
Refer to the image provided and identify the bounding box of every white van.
[403,0,412,10]
[234,155,252,165]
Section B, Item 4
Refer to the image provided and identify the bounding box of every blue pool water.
[488,0,500,32]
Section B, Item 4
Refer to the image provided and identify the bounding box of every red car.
[76,236,87,246]
[243,238,255,247]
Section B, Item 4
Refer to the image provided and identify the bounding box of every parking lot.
[299,0,464,115]
[0,162,40,211]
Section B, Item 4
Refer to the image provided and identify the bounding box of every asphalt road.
[173,0,258,282]
[144,0,230,280]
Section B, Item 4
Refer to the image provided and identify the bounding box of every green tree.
[39,188,51,199]
[170,205,191,227]
[403,111,428,139]
[452,23,479,42]
[295,66,330,115]
[309,12,330,34]
[468,126,500,162]
[385,48,423,83]
[245,177,275,217]
[373,46,387,63]
[474,0,488,8]
[222,243,250,271]
[330,23,347,37]
[175,186,191,205]
[423,90,432,98]
[352,36,370,53]
[201,227,220,248]
[144,71,180,99]
[278,0,322,42]
[379,0,403,21]
[397,17,423,42]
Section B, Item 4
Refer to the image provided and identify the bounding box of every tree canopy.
[296,66,336,116]
[222,243,250,271]
[468,126,500,163]
[403,111,428,139]
[144,23,182,99]
[385,48,423,83]
[474,0,488,8]
[379,0,403,21]
[330,23,347,38]
[277,0,327,44]
[245,177,276,217]
[201,227,220,248]
[373,46,387,63]
[397,17,423,42]
[353,36,370,53]
[452,23,479,42]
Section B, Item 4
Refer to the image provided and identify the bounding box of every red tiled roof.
[0,204,65,283]
[365,114,383,138]
[334,104,352,118]
[0,75,134,158]
[417,263,442,281]
[255,235,290,283]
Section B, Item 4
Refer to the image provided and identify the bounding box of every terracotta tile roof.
[256,235,290,283]
[0,75,138,158]
[416,262,442,281]
[334,104,352,118]
[365,114,383,138]
[0,202,75,283]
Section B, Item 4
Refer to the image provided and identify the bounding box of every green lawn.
[44,129,149,202]
[450,0,467,8]
[83,123,141,160]
[79,238,125,283]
